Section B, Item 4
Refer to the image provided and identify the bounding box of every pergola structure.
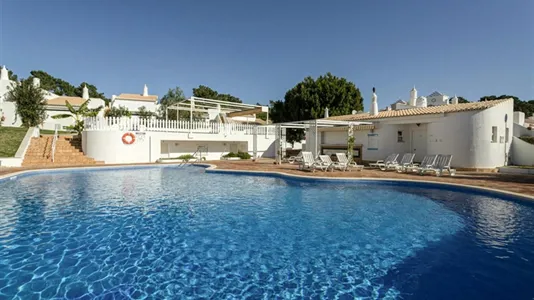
[166,97,269,123]
[272,119,374,164]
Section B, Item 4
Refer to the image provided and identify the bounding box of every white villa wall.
[113,99,157,112]
[1,98,105,130]
[83,131,154,163]
[0,102,21,127]
[83,129,276,164]
[468,101,513,168]
[510,137,534,166]
[161,141,248,160]
[514,112,525,126]
[514,123,534,137]
[320,100,514,168]
[322,131,346,145]
[0,80,15,102]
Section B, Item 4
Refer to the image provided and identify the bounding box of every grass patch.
[506,166,534,169]
[39,129,74,135]
[0,127,28,157]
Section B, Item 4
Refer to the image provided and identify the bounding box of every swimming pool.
[0,166,533,299]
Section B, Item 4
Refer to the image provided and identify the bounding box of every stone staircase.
[22,135,104,168]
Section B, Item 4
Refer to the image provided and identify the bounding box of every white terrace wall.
[510,137,534,166]
[514,123,534,137]
[82,117,277,164]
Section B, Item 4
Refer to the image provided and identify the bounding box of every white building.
[111,84,159,113]
[316,87,518,169]
[82,97,276,163]
[0,66,105,130]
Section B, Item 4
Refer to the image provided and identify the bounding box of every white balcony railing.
[84,117,276,136]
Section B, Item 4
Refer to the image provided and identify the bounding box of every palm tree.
[52,100,102,135]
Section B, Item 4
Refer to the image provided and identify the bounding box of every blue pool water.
[0,166,533,299]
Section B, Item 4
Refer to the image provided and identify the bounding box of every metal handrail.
[51,124,60,162]
[177,146,206,166]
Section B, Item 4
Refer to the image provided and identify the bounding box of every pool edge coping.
[1,162,533,202]
[202,164,534,202]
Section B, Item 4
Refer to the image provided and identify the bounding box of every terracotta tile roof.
[46,96,87,106]
[116,93,158,102]
[326,99,512,121]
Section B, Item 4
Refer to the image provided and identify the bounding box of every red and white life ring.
[122,132,136,145]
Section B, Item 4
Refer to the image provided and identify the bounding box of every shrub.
[177,154,196,160]
[519,136,534,145]
[105,105,131,118]
[223,151,251,159]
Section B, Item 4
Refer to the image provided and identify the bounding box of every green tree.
[457,96,469,103]
[192,85,219,99]
[192,85,242,103]
[276,73,363,142]
[29,71,109,104]
[104,105,132,118]
[138,106,155,119]
[480,95,534,117]
[267,100,286,123]
[8,70,17,81]
[5,79,47,127]
[158,87,187,120]
[52,100,103,135]
[75,82,110,105]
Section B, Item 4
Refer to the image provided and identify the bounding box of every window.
[491,126,498,143]
[397,131,404,142]
[505,127,509,143]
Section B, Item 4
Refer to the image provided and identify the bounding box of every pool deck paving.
[1,160,533,197]
[208,160,534,197]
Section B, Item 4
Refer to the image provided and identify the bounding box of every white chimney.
[0,66,8,81]
[370,87,378,116]
[82,84,89,100]
[418,96,427,108]
[451,95,459,105]
[409,86,417,106]
[32,77,40,88]
[324,107,329,118]
[143,84,148,96]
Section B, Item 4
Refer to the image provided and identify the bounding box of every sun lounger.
[319,155,345,171]
[335,153,364,171]
[369,153,399,169]
[409,154,437,173]
[388,153,415,172]
[284,152,302,164]
[420,154,456,176]
[300,151,329,172]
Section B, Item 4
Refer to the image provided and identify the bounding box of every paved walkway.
[210,160,534,197]
[1,161,533,197]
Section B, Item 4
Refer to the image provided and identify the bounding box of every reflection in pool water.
[0,166,533,299]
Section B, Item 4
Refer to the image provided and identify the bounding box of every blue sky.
[1,0,533,110]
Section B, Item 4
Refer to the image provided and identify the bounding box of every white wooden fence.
[84,117,276,136]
